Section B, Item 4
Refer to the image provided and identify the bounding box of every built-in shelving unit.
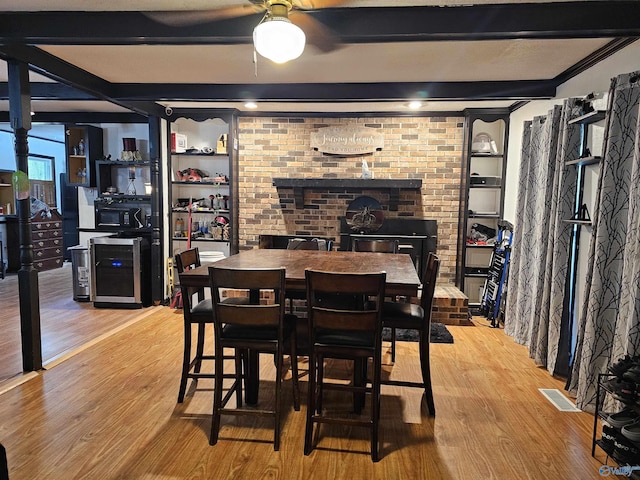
[65,125,103,187]
[458,109,509,310]
[168,110,238,259]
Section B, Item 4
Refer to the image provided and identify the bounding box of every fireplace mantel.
[272,178,422,211]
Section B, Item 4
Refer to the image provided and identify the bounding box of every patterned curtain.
[568,71,640,410]
[505,100,582,374]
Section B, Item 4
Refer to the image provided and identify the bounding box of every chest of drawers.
[31,209,64,272]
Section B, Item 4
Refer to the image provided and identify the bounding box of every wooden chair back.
[287,239,322,251]
[209,267,286,329]
[352,239,399,254]
[306,269,386,335]
[420,252,440,314]
[174,248,205,312]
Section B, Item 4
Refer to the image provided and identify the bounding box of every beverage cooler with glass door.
[90,235,151,308]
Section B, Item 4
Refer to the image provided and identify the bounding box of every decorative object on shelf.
[126,166,137,195]
[345,196,384,233]
[361,159,373,179]
[121,138,143,162]
[471,132,498,154]
[176,168,207,182]
[171,133,187,153]
[216,134,228,154]
[213,173,228,183]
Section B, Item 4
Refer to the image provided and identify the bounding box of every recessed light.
[244,102,258,109]
[407,101,422,110]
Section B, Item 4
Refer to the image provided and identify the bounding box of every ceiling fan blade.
[291,11,341,53]
[293,0,350,9]
[144,4,264,27]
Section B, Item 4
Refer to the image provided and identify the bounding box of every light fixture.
[253,1,305,64]
[407,101,423,110]
[244,101,258,109]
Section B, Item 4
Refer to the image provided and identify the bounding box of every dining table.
[178,248,421,404]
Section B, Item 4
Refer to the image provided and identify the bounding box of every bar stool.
[304,269,386,462]
[380,252,440,415]
[174,247,236,403]
[208,266,300,450]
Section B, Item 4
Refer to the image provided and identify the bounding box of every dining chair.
[285,238,326,314]
[304,269,386,462]
[352,238,399,254]
[174,247,218,403]
[380,252,440,416]
[351,238,402,361]
[208,266,300,450]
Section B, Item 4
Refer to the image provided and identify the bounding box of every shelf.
[470,153,503,158]
[568,110,606,125]
[469,213,501,219]
[172,208,230,214]
[563,219,592,225]
[466,243,495,248]
[565,156,602,167]
[171,152,228,157]
[97,160,150,167]
[272,177,422,211]
[172,237,229,243]
[172,181,230,186]
[465,273,488,278]
[99,195,151,201]
[469,184,501,189]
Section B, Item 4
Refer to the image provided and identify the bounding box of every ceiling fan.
[144,0,347,62]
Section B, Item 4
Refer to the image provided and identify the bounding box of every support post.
[148,115,164,305]
[8,59,42,371]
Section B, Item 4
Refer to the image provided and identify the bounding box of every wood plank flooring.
[0,298,606,479]
[0,263,158,383]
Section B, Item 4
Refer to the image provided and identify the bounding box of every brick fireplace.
[236,115,464,284]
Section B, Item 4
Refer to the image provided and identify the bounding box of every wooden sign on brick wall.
[310,125,384,156]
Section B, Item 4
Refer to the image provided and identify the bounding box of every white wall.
[504,40,640,222]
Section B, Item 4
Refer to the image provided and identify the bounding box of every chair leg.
[419,328,436,416]
[371,354,381,462]
[210,339,224,445]
[290,330,300,411]
[274,349,283,451]
[317,355,324,415]
[178,320,192,403]
[194,323,206,373]
[390,327,396,363]
[235,350,243,409]
[353,358,366,414]
[304,350,317,456]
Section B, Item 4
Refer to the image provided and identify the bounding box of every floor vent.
[539,388,581,412]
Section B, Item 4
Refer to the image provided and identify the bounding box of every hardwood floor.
[0,293,606,479]
[0,263,159,384]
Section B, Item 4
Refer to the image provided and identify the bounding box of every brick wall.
[237,116,464,283]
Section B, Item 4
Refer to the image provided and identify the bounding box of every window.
[28,154,56,207]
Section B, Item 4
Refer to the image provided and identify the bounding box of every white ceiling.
[0,1,636,115]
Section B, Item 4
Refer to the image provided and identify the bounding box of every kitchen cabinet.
[458,109,509,311]
[168,110,238,259]
[65,125,103,187]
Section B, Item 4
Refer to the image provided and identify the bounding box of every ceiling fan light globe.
[253,17,306,64]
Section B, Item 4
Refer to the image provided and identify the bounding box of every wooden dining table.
[178,248,421,404]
